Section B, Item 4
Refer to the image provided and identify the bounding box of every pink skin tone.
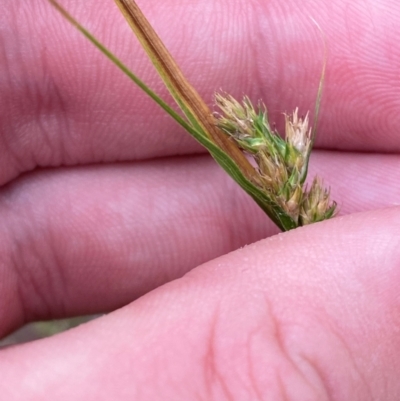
[0,0,400,399]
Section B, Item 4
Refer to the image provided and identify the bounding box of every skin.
[0,0,400,399]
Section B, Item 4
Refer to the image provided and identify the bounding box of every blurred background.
[0,316,99,348]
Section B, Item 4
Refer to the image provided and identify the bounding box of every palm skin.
[0,0,400,399]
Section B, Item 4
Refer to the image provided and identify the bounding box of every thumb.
[1,206,400,400]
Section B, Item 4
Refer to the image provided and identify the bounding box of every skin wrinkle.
[233,1,262,103]
[272,325,322,398]
[0,245,25,337]
[0,30,21,174]
[12,235,50,325]
[276,372,291,401]
[251,0,324,118]
[325,4,397,147]
[0,13,55,180]
[203,306,236,401]
[18,236,63,323]
[279,329,334,401]
[3,6,77,179]
[215,179,241,255]
[14,48,62,172]
[294,354,333,400]
[39,47,71,166]
[45,223,69,319]
[2,202,68,329]
[264,296,330,400]
[331,4,400,146]
[0,42,31,181]
[251,0,287,113]
[40,30,108,168]
[245,326,267,400]
[318,315,375,400]
[198,285,329,400]
[218,0,255,95]
[0,189,24,332]
[266,232,388,400]
[201,285,329,400]
[244,225,376,396]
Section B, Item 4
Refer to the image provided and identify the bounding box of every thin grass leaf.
[300,17,327,185]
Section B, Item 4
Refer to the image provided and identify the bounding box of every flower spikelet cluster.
[215,93,336,226]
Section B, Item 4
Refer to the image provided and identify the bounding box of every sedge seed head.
[214,93,336,227]
[300,177,337,224]
[285,108,312,155]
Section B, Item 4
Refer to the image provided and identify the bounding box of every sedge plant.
[48,0,336,232]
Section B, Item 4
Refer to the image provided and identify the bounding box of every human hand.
[0,0,399,399]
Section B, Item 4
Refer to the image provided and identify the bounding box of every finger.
[0,0,399,184]
[309,150,400,213]
[0,156,278,338]
[1,207,400,400]
[0,151,398,337]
